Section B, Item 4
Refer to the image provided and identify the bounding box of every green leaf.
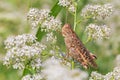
[22,68,32,76]
[49,1,62,17]
[36,27,46,41]
[36,1,62,41]
[77,0,88,12]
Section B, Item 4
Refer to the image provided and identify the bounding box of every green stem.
[71,59,75,69]
[72,2,78,70]
[73,3,77,31]
[85,36,91,44]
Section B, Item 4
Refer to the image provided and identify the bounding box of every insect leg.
[90,53,97,60]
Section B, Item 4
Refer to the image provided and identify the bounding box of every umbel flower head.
[58,0,76,13]
[46,32,57,44]
[22,73,43,80]
[3,34,46,69]
[27,8,50,29]
[90,67,120,80]
[41,16,61,32]
[81,4,113,19]
[27,8,61,31]
[22,56,88,80]
[42,57,88,80]
[85,24,111,40]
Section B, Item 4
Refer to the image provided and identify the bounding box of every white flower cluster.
[85,24,111,40]
[90,71,103,80]
[3,34,46,69]
[27,8,50,29]
[41,16,61,32]
[90,67,120,80]
[4,34,36,49]
[81,4,113,19]
[58,0,76,12]
[27,8,61,31]
[42,57,88,80]
[22,73,43,80]
[46,32,57,44]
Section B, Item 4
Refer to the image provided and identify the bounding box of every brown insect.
[62,24,97,69]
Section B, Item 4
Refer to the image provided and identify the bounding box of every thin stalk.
[71,59,75,69]
[85,36,91,44]
[72,3,77,69]
[65,11,68,23]
[73,5,77,31]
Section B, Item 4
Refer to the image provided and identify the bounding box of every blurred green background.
[0,0,120,80]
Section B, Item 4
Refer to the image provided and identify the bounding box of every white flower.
[27,8,39,21]
[22,74,43,80]
[85,24,111,40]
[58,0,71,7]
[4,36,15,49]
[90,67,120,80]
[104,72,114,80]
[81,4,113,19]
[38,9,50,21]
[27,8,40,29]
[27,8,62,31]
[31,58,42,69]
[22,74,33,80]
[27,8,50,29]
[4,34,36,49]
[46,32,57,44]
[42,57,88,80]
[3,45,45,69]
[33,74,43,80]
[32,42,47,52]
[3,34,46,69]
[101,25,111,39]
[41,16,61,32]
[90,71,104,80]
[113,67,120,79]
[58,0,76,13]
[68,4,76,12]
[13,63,25,69]
[98,4,113,19]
